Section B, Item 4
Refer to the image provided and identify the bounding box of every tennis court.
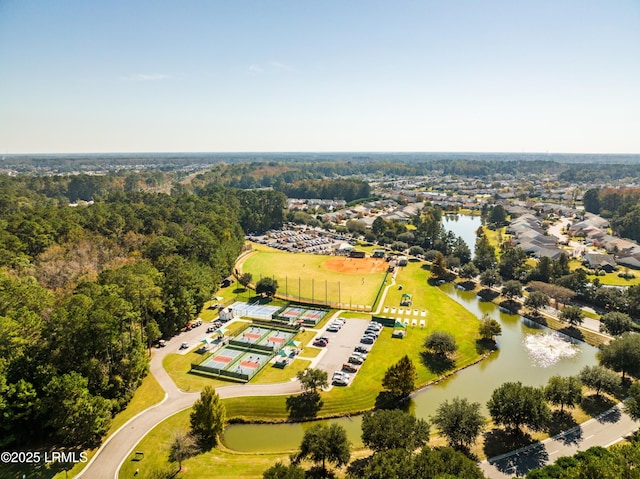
[228,301,282,320]
[274,305,329,326]
[203,348,243,370]
[192,322,299,382]
[280,306,305,318]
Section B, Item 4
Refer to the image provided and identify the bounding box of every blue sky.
[0,0,638,154]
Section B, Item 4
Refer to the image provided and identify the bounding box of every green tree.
[296,368,329,394]
[433,397,485,450]
[190,386,226,446]
[544,376,583,412]
[424,331,458,358]
[238,272,253,288]
[263,462,306,479]
[579,365,621,397]
[624,380,640,421]
[473,234,497,271]
[430,251,448,280]
[381,355,417,399]
[524,290,550,315]
[502,279,523,301]
[372,216,388,236]
[256,277,278,298]
[459,262,479,280]
[480,268,502,289]
[600,311,634,336]
[498,247,527,281]
[294,423,351,472]
[488,204,508,227]
[487,381,551,433]
[361,409,430,452]
[559,305,584,327]
[349,446,485,479]
[43,372,112,447]
[479,314,502,341]
[599,332,640,380]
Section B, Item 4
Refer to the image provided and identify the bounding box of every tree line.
[0,181,285,450]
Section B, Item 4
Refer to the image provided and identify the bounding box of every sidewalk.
[479,404,638,478]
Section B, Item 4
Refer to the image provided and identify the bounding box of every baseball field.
[239,243,388,309]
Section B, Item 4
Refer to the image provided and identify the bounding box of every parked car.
[157,339,166,348]
[342,363,358,373]
[354,345,370,354]
[313,338,328,347]
[360,336,374,344]
[179,342,189,350]
[326,325,340,333]
[348,355,364,365]
[333,376,349,386]
[352,351,368,360]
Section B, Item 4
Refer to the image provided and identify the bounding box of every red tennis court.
[212,355,233,364]
[269,336,285,343]
[240,360,260,369]
[244,333,261,340]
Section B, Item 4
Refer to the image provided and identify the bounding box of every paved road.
[79,271,633,479]
[77,324,302,479]
[480,404,638,478]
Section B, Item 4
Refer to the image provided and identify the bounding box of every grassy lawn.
[218,260,484,422]
[241,243,386,307]
[119,409,292,479]
[250,358,311,384]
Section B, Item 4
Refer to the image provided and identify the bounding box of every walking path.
[76,327,302,479]
[78,266,636,479]
[480,404,638,478]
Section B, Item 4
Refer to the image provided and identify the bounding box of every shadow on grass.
[483,428,536,459]
[248,295,272,304]
[559,326,584,341]
[475,338,498,355]
[346,456,372,478]
[420,351,456,375]
[374,391,412,411]
[286,391,323,420]
[547,410,581,444]
[580,394,617,421]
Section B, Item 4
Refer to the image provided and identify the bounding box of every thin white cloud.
[122,73,171,82]
[248,64,263,75]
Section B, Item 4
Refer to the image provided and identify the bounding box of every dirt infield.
[323,257,387,274]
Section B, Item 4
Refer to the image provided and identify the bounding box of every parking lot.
[311,316,379,387]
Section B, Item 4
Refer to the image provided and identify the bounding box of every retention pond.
[222,284,599,452]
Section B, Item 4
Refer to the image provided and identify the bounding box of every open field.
[240,243,388,308]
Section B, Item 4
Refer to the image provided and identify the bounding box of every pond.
[442,213,482,257]
[222,284,599,452]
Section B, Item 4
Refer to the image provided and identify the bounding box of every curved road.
[79,270,636,479]
[77,327,302,479]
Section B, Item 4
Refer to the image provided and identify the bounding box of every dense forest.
[0,177,285,449]
[583,187,640,242]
